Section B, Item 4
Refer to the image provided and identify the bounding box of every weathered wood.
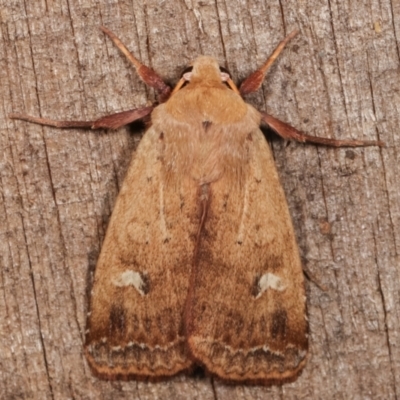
[1,0,399,398]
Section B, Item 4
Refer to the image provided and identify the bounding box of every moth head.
[183,56,230,83]
[171,56,240,95]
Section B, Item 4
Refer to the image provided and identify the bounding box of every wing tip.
[187,335,309,386]
[84,337,194,381]
[84,346,194,381]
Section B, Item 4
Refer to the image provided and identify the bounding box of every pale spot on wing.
[112,270,148,296]
[256,273,286,298]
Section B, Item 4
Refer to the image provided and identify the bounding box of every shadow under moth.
[10,27,383,385]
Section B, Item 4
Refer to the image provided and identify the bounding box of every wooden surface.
[1,0,399,399]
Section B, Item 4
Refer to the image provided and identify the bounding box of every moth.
[10,27,383,384]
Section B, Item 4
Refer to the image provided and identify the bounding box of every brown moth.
[10,27,383,385]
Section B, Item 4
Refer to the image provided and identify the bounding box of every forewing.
[85,125,198,379]
[187,128,308,384]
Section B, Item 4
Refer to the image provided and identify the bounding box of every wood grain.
[1,0,399,398]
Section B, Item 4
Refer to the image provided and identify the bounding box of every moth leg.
[261,112,385,147]
[239,30,299,96]
[91,106,153,129]
[101,26,171,102]
[9,106,153,130]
